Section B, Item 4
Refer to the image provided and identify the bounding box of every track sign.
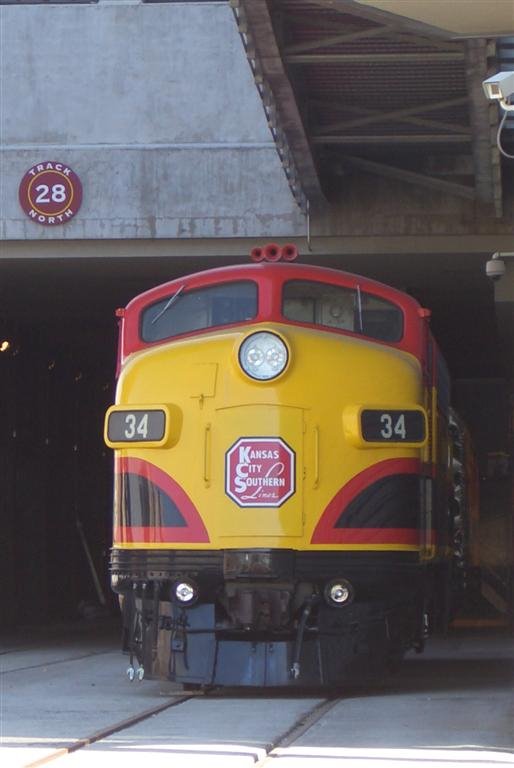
[19,161,82,226]
[225,437,296,508]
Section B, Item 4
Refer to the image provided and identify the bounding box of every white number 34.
[124,413,149,439]
[380,413,406,440]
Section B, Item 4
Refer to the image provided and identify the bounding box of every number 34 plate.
[104,406,168,447]
[361,409,426,444]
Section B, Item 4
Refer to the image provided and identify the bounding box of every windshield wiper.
[356,285,363,333]
[151,284,185,325]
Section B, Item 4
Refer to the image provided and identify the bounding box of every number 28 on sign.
[19,162,83,226]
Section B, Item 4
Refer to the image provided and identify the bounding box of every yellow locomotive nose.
[108,318,425,550]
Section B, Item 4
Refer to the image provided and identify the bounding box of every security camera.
[485,258,506,281]
[483,72,514,111]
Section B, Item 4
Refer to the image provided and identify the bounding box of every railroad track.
[17,687,341,768]
[1,638,342,768]
[22,693,196,768]
[254,695,341,767]
[4,630,512,768]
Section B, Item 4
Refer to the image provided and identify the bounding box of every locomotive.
[105,243,460,687]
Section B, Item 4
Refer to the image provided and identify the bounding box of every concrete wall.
[0,1,305,240]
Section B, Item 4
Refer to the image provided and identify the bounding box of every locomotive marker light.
[172,580,199,606]
[18,161,82,226]
[324,579,354,607]
[239,331,289,380]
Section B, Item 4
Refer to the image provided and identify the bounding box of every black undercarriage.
[112,548,431,687]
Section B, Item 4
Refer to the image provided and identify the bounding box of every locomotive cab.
[105,245,455,687]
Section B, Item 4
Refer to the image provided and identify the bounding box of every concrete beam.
[233,0,326,208]
[1,233,513,261]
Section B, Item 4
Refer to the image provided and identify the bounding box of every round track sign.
[19,162,82,226]
[225,437,296,508]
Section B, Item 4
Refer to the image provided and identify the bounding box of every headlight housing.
[172,580,199,606]
[239,331,289,381]
[324,578,354,607]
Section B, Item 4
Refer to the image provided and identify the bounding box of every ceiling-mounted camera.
[485,252,514,281]
[485,258,506,281]
[483,71,514,112]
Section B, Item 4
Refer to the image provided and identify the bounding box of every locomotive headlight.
[324,579,354,608]
[172,580,198,606]
[239,332,289,381]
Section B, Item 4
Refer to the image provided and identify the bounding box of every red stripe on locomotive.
[115,456,209,543]
[311,458,430,545]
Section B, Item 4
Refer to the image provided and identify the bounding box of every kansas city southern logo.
[19,162,83,226]
[225,437,296,508]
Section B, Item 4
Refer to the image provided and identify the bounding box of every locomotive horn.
[250,246,265,262]
[263,243,282,262]
[281,243,298,262]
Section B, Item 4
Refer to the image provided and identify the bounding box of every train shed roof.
[232,0,514,218]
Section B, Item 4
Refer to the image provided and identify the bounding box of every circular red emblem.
[225,437,296,508]
[19,162,83,226]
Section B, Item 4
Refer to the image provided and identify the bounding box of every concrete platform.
[1,620,513,768]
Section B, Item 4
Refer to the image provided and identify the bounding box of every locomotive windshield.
[282,280,403,342]
[140,280,258,343]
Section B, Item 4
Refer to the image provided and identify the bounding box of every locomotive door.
[213,404,304,537]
